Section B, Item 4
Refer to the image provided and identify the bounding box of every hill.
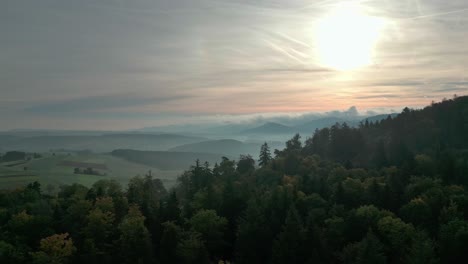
[241,122,295,134]
[169,139,263,157]
[0,136,19,151]
[0,133,205,152]
[111,149,224,170]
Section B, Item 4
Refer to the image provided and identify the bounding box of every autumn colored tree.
[31,233,76,264]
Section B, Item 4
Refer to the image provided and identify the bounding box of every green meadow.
[0,152,182,190]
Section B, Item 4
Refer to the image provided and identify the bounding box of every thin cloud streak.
[24,94,189,114]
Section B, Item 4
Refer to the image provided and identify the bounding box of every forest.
[0,96,467,264]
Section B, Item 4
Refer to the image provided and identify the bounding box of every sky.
[1,0,467,130]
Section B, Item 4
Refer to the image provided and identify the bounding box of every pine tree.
[162,190,181,223]
[258,142,272,167]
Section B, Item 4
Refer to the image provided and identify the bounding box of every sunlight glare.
[314,2,387,71]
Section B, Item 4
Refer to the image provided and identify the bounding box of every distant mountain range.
[239,114,396,136]
[0,113,397,155]
[136,110,398,137]
[241,122,294,135]
[362,113,398,123]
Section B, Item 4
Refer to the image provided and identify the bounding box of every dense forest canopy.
[0,96,467,263]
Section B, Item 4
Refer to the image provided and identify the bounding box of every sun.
[314,2,387,71]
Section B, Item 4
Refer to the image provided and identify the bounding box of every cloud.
[366,82,425,87]
[443,81,468,86]
[435,86,468,93]
[345,106,359,116]
[227,106,371,126]
[355,94,401,99]
[24,93,187,115]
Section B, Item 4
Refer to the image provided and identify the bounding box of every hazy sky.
[1,0,467,130]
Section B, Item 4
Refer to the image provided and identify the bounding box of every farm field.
[0,152,182,191]
[0,164,38,189]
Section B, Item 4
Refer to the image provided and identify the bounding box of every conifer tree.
[258,142,272,167]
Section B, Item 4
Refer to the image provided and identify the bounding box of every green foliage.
[377,216,415,260]
[83,208,115,250]
[406,231,437,264]
[176,232,209,264]
[342,229,387,264]
[189,209,228,258]
[271,206,307,264]
[118,205,153,263]
[236,199,272,263]
[236,155,255,174]
[159,221,183,263]
[400,197,432,227]
[0,240,26,263]
[439,219,468,262]
[2,151,26,162]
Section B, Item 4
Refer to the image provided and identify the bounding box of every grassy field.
[0,164,39,189]
[0,152,182,190]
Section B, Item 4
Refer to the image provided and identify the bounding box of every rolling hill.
[169,139,262,157]
[241,122,295,135]
[0,133,206,152]
[169,139,285,157]
[111,149,225,170]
